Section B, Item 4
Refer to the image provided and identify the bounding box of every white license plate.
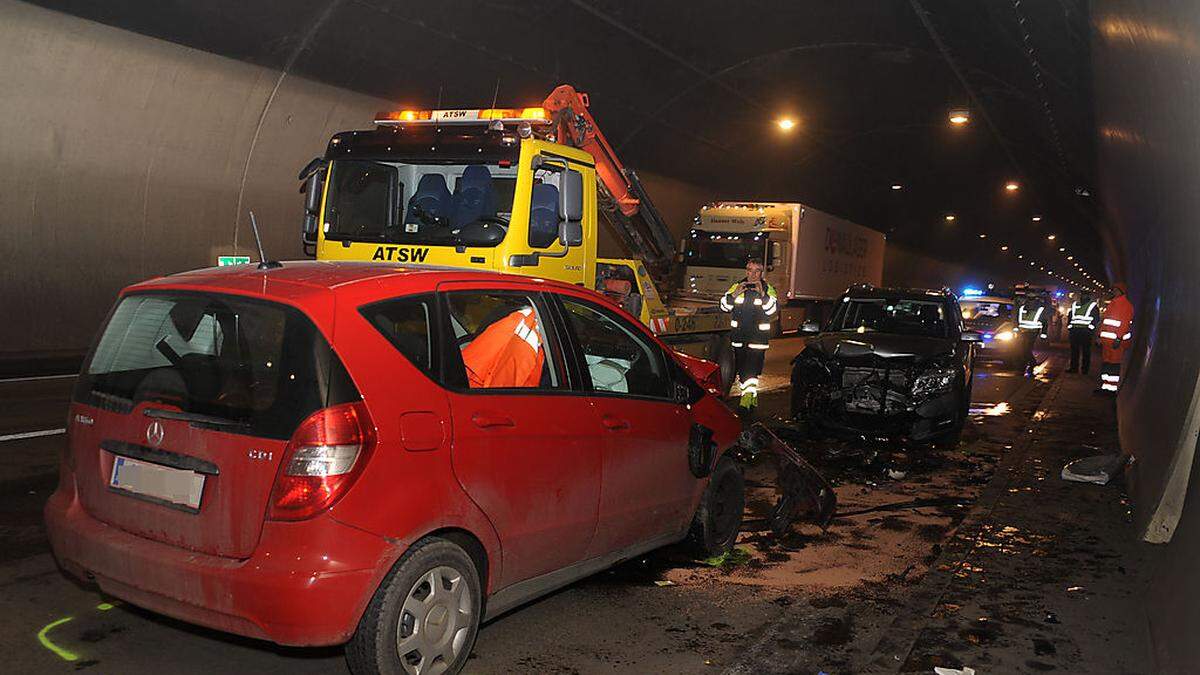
[110,455,205,510]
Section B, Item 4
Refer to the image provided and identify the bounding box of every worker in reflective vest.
[719,260,778,416]
[1066,294,1099,374]
[1016,299,1046,375]
[1097,283,1134,394]
[461,307,545,388]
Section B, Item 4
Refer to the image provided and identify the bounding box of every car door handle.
[601,416,630,431]
[471,413,515,429]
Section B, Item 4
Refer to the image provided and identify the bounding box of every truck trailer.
[682,202,885,333]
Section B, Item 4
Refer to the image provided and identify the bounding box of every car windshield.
[323,159,519,246]
[831,298,950,338]
[76,292,358,439]
[684,231,766,268]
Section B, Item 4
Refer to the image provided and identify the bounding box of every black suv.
[790,286,978,448]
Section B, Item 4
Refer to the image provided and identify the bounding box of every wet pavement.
[0,347,1149,673]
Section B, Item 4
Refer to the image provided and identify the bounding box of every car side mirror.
[801,320,821,334]
[961,330,983,343]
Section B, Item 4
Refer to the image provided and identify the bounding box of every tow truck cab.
[302,113,600,293]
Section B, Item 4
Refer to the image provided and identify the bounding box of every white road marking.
[0,374,77,384]
[0,428,66,442]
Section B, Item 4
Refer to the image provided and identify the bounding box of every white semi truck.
[681,202,886,332]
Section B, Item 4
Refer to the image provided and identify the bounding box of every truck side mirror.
[558,169,584,246]
[298,158,327,249]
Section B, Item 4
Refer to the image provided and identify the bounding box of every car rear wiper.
[143,408,251,429]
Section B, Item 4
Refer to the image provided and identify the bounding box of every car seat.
[404,174,453,230]
[528,183,561,248]
[450,165,498,230]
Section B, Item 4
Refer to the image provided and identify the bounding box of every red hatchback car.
[45,261,745,674]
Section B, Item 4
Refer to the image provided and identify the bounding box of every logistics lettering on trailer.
[371,246,431,263]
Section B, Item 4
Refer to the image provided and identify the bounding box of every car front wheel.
[686,457,745,557]
[347,537,482,675]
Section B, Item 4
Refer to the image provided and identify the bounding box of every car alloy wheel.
[396,566,474,675]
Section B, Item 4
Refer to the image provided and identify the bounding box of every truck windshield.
[830,298,950,338]
[323,159,518,246]
[684,231,766,268]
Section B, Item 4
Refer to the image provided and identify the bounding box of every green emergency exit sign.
[217,255,251,266]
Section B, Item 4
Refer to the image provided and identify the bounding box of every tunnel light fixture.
[948,108,970,125]
[978,233,987,239]
[1004,181,1020,192]
[1001,245,1009,251]
[777,117,797,131]
[1047,234,1057,241]
[891,184,903,191]
[1031,215,1042,222]
[945,214,956,222]
[1059,247,1066,252]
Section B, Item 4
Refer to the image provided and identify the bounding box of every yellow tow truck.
[297,85,735,383]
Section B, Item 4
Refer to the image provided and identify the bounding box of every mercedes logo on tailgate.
[146,420,165,448]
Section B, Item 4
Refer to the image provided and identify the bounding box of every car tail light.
[268,402,375,521]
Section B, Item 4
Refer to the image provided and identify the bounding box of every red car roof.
[125,261,594,306]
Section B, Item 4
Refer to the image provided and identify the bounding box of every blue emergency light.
[962,287,984,297]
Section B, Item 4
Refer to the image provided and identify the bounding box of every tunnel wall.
[1091,1,1200,670]
[0,0,993,368]
[0,0,389,361]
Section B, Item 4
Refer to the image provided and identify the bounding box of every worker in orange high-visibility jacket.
[1097,283,1133,394]
[719,259,778,417]
[461,307,545,388]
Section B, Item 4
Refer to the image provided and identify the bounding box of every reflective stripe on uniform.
[730,319,739,328]
[1101,383,1119,392]
[1123,333,1132,340]
[1103,318,1122,327]
[1099,331,1118,339]
[757,323,771,330]
[1101,373,1121,383]
[731,342,744,347]
[748,343,769,350]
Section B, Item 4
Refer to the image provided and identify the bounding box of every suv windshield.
[684,231,766,268]
[76,292,359,439]
[323,159,518,247]
[830,298,951,338]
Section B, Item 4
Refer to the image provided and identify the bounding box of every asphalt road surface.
[0,345,1045,673]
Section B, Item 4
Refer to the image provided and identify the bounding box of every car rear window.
[76,292,359,440]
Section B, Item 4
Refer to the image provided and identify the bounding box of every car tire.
[346,537,482,675]
[686,457,745,558]
[933,376,971,451]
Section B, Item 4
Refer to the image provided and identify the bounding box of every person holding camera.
[718,259,779,417]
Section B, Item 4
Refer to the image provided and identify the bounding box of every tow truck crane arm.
[543,85,678,281]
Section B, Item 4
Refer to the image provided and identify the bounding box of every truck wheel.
[346,537,482,675]
[686,457,745,558]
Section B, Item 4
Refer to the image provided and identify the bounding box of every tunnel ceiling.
[28,0,1103,291]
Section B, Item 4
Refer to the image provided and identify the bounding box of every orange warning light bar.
[375,107,549,126]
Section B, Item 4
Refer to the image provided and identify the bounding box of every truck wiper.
[143,408,251,429]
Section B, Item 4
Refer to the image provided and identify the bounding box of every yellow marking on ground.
[37,616,78,662]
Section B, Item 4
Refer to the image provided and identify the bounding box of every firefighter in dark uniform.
[719,260,778,416]
[1066,293,1099,374]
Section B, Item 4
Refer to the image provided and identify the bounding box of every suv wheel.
[686,457,745,557]
[347,538,482,675]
